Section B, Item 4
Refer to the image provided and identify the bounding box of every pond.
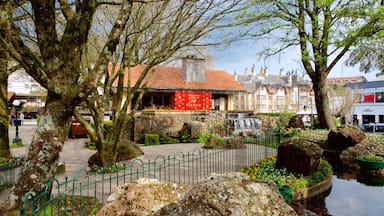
[303,175,384,216]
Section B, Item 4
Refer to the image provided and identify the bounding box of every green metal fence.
[19,131,280,216]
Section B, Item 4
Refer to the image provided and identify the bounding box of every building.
[7,70,46,118]
[327,76,367,86]
[346,80,384,126]
[111,56,246,111]
[233,66,315,115]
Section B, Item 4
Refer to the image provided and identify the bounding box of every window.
[376,92,384,102]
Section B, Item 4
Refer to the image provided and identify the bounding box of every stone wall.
[132,111,225,142]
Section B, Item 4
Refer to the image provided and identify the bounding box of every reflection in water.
[301,175,384,216]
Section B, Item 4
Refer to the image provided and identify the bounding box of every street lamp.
[12,99,22,144]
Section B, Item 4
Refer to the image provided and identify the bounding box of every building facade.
[346,80,384,126]
[233,67,315,115]
[111,56,246,111]
[8,70,46,118]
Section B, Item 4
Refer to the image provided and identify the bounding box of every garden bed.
[292,173,332,200]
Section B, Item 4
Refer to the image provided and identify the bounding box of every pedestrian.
[20,112,24,125]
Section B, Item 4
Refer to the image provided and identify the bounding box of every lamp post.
[12,99,22,144]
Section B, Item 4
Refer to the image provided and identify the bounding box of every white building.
[346,80,384,126]
[8,70,46,117]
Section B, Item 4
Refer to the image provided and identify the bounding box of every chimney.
[182,55,206,83]
[279,68,284,76]
[251,64,256,76]
[234,71,238,81]
[244,68,248,75]
[264,66,268,76]
[288,73,292,85]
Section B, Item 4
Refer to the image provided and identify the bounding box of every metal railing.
[19,131,280,216]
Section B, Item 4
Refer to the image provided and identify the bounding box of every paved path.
[1,123,203,202]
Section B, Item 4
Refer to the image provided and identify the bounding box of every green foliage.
[243,157,332,195]
[85,141,97,150]
[180,134,191,143]
[103,120,113,136]
[159,135,179,144]
[242,137,255,144]
[0,157,8,165]
[196,133,211,143]
[91,120,113,137]
[310,117,320,129]
[0,183,13,192]
[210,134,227,145]
[143,134,160,146]
[357,154,384,162]
[307,160,332,186]
[281,128,302,137]
[333,116,340,127]
[279,112,296,127]
[93,162,126,173]
[10,142,26,148]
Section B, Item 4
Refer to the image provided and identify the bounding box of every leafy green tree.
[243,0,384,129]
[347,32,384,73]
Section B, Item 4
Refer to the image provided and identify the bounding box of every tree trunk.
[88,113,143,168]
[0,2,12,159]
[0,61,11,159]
[7,97,75,209]
[313,76,335,129]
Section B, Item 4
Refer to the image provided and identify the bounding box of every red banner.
[172,91,211,110]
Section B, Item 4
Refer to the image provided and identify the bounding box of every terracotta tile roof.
[110,63,245,92]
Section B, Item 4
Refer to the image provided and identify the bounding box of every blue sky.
[209,39,377,81]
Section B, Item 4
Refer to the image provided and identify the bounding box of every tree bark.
[7,95,75,209]
[312,75,335,129]
[0,1,12,159]
[0,61,11,159]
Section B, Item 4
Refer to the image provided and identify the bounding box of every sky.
[209,39,378,81]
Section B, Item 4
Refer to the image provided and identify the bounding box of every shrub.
[143,134,160,146]
[159,135,179,144]
[180,134,191,143]
[196,133,211,143]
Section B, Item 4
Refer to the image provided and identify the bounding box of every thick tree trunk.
[313,77,335,129]
[0,2,12,159]
[88,113,143,168]
[7,97,75,209]
[0,62,11,159]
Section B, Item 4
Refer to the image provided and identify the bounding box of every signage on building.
[172,91,211,110]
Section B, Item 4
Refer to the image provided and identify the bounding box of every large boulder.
[328,126,365,150]
[158,172,297,216]
[288,115,305,129]
[276,138,323,176]
[97,173,297,216]
[96,178,192,216]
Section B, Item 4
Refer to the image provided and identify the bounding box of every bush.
[196,133,211,143]
[159,135,179,144]
[143,134,160,146]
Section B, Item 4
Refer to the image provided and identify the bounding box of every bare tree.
[241,0,384,129]
[0,0,245,209]
[75,0,246,168]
